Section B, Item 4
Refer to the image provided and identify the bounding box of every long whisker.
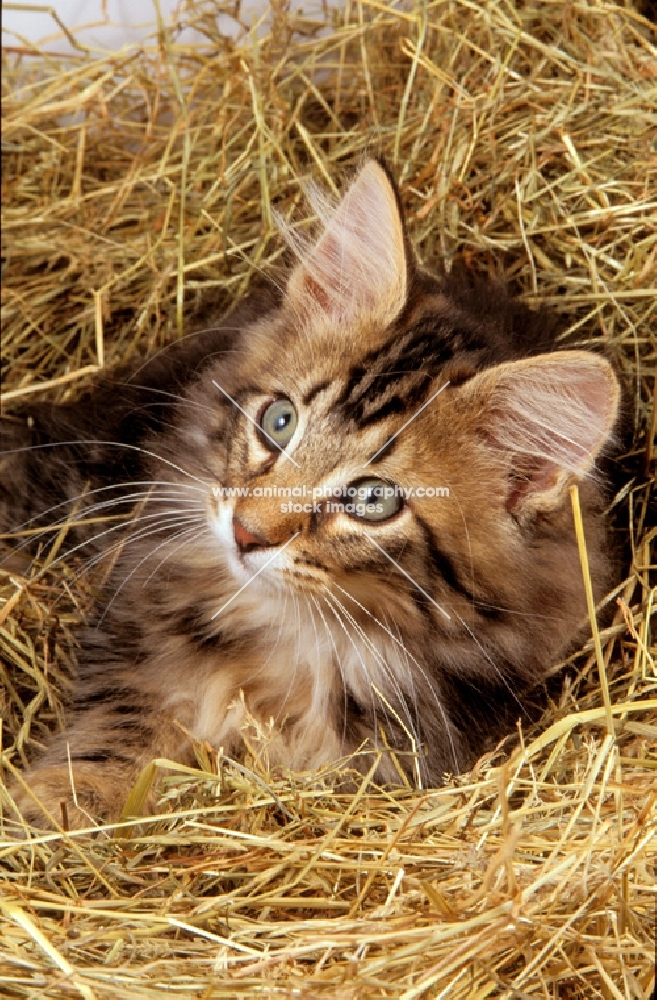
[2,498,206,587]
[40,512,206,618]
[472,601,569,621]
[117,384,220,416]
[230,589,289,690]
[387,614,421,727]
[56,493,204,534]
[330,581,459,773]
[283,593,336,762]
[33,508,206,583]
[2,439,211,487]
[451,609,528,717]
[3,491,205,559]
[305,593,326,712]
[276,590,301,724]
[124,318,295,386]
[98,519,209,624]
[140,523,211,590]
[324,590,421,758]
[260,588,288,681]
[310,594,350,749]
[61,515,203,586]
[320,595,382,759]
[1,478,206,539]
[122,325,243,382]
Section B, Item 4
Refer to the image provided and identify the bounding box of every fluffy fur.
[0,161,620,829]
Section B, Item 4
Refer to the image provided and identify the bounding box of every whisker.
[276,590,301,725]
[320,594,382,759]
[140,524,211,589]
[231,589,290,690]
[261,588,289,680]
[451,609,529,717]
[331,581,460,774]
[386,614,421,726]
[310,594,350,749]
[34,508,206,583]
[62,514,203,581]
[305,593,325,708]
[84,511,205,572]
[119,384,220,416]
[2,478,206,538]
[7,491,204,545]
[324,590,421,756]
[0,489,206,576]
[2,439,211,487]
[1,512,136,542]
[123,326,241,381]
[40,513,206,618]
[98,520,209,624]
[472,601,569,621]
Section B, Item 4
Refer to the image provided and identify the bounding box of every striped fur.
[1,162,619,829]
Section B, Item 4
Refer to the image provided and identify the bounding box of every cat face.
[165,161,618,648]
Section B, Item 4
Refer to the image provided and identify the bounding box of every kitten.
[1,160,619,830]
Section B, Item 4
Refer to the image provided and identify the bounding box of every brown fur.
[1,162,619,829]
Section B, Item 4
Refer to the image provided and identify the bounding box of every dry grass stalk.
[1,1,655,997]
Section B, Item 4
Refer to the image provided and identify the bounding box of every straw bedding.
[1,1,655,997]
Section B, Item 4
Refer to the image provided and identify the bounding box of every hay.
[1,0,655,997]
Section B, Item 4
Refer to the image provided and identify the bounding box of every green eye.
[259,398,297,450]
[346,478,403,522]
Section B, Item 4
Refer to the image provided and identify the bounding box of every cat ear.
[284,160,408,327]
[464,351,620,513]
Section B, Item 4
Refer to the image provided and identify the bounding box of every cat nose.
[233,517,265,552]
[233,515,301,552]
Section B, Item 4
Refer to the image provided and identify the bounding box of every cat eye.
[346,477,403,522]
[259,398,298,450]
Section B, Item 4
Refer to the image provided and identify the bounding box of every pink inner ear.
[505,456,561,512]
[299,271,332,313]
[285,160,408,327]
[305,229,348,312]
[577,369,617,426]
[476,352,619,512]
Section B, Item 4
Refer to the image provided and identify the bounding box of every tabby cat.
[1,161,620,830]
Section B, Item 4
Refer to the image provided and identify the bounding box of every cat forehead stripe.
[337,319,472,429]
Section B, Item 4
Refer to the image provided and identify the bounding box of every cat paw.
[6,765,124,832]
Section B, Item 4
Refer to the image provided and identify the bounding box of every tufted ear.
[463,351,620,514]
[284,160,408,328]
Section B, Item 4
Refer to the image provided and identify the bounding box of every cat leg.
[8,703,189,831]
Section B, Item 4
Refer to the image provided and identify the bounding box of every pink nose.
[233,517,264,552]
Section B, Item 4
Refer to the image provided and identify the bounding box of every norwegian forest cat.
[1,161,620,830]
